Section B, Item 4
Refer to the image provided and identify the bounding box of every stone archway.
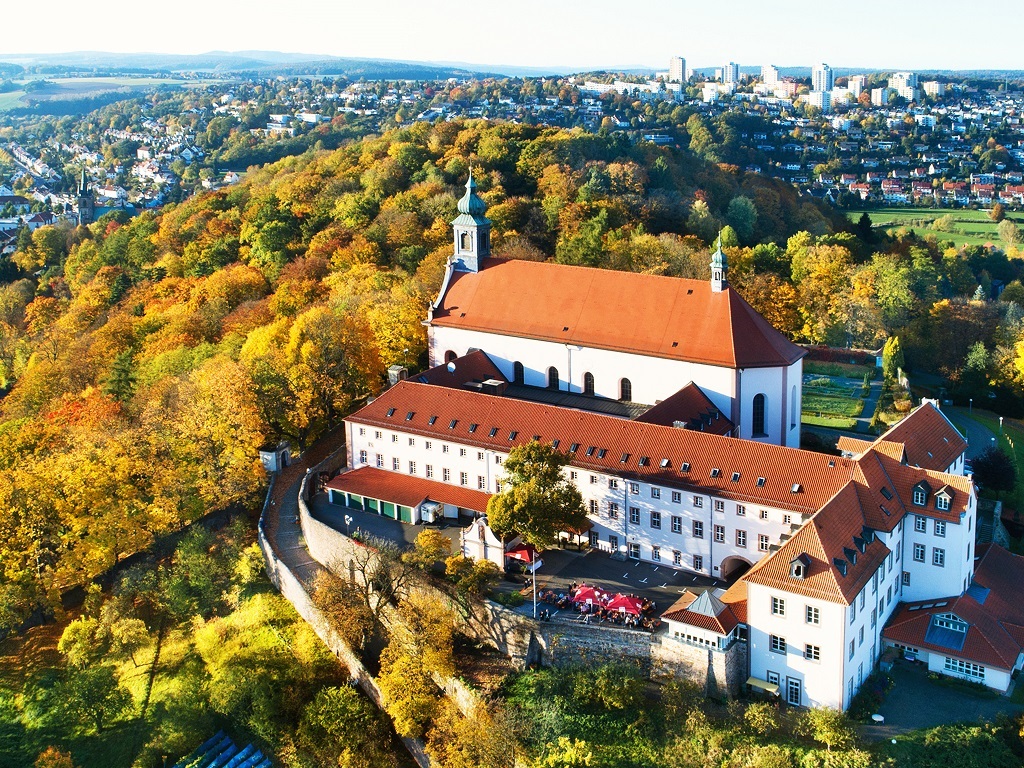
[720,555,753,583]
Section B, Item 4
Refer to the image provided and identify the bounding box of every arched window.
[619,378,632,402]
[459,231,471,251]
[444,350,457,364]
[513,361,524,385]
[790,385,798,428]
[583,372,595,396]
[548,367,559,390]
[752,393,766,437]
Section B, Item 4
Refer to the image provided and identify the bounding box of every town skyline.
[3,0,1023,72]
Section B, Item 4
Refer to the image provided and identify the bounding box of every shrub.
[493,591,525,608]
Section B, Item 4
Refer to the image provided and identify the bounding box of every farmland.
[848,207,1023,248]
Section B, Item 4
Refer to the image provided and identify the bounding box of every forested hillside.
[2,117,1023,634]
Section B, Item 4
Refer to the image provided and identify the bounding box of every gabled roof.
[429,258,806,369]
[874,402,967,471]
[662,588,741,635]
[349,380,854,513]
[883,546,1024,671]
[325,466,492,512]
[633,381,735,436]
[743,484,890,605]
[413,349,506,389]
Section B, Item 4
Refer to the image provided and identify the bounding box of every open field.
[803,392,866,418]
[0,91,27,110]
[0,77,225,112]
[848,207,1022,248]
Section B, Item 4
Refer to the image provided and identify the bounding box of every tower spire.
[710,231,727,292]
[451,167,491,273]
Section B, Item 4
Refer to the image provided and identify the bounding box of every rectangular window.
[358,450,367,464]
[629,507,640,524]
[408,437,415,446]
[736,530,747,547]
[608,503,619,519]
[672,491,682,503]
[443,444,450,454]
[936,495,950,511]
[693,496,704,508]
[589,500,599,515]
[804,644,821,662]
[714,499,724,512]
[783,514,792,525]
[693,521,704,538]
[392,457,400,471]
[758,534,769,552]
[944,657,984,679]
[913,543,925,562]
[760,509,769,520]
[376,453,384,468]
[459,448,467,457]
[736,504,746,516]
[915,515,926,533]
[478,451,485,461]
[374,431,382,440]
[859,626,864,646]
[849,640,855,660]
[772,597,786,616]
[630,482,640,494]
[766,671,780,686]
[425,441,432,450]
[806,606,820,625]
[693,554,703,571]
[392,434,399,443]
[934,520,946,537]
[770,635,787,654]
[652,546,661,562]
[933,548,945,567]
[590,475,598,485]
[359,427,366,436]
[478,476,486,490]
[673,550,682,566]
[443,468,451,481]
[651,487,661,499]
[850,601,856,623]
[409,461,417,474]
[871,608,877,628]
[426,465,434,479]
[459,472,468,486]
[495,455,502,465]
[714,525,725,543]
[609,479,619,490]
[651,511,662,529]
[570,471,578,480]
[860,591,865,609]
[902,571,910,586]
[671,516,682,534]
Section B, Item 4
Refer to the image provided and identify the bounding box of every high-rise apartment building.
[669,56,687,83]
[811,62,834,92]
[723,62,740,84]
[761,64,780,86]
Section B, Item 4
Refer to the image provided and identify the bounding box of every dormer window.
[790,553,811,579]
[913,488,926,506]
[936,494,950,511]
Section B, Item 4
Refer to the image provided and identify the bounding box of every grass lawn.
[802,414,858,429]
[805,360,878,380]
[962,409,1024,512]
[848,207,1021,248]
[0,91,27,111]
[802,392,866,418]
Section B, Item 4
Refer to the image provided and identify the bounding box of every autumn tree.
[486,441,587,549]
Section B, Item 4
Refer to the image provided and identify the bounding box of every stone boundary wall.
[297,468,745,699]
[259,467,432,768]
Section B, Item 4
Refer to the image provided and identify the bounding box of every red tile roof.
[883,545,1024,671]
[837,436,875,456]
[350,381,855,514]
[413,349,506,389]
[662,589,741,634]
[325,466,492,512]
[429,258,806,369]
[634,382,735,436]
[875,402,967,471]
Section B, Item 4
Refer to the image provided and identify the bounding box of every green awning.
[746,676,779,694]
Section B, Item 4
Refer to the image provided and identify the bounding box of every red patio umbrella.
[571,585,607,604]
[504,544,538,562]
[606,594,644,615]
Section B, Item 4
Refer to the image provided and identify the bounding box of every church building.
[426,172,805,448]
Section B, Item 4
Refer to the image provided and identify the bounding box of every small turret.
[710,232,727,292]
[451,167,491,273]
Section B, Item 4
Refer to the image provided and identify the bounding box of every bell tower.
[710,232,727,293]
[451,167,491,273]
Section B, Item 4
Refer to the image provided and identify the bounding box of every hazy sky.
[3,0,1021,71]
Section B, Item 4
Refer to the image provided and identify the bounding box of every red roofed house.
[426,173,805,448]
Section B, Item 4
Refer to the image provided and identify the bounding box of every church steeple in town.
[451,166,491,273]
[710,232,727,292]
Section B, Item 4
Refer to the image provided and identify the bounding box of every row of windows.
[944,657,985,679]
[589,535,703,570]
[512,361,633,401]
[358,431,505,463]
[912,543,946,567]
[913,515,947,536]
[768,634,820,662]
[770,598,820,625]
[359,452,498,491]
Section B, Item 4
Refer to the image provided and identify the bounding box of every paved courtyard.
[862,658,1023,739]
[309,491,723,611]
